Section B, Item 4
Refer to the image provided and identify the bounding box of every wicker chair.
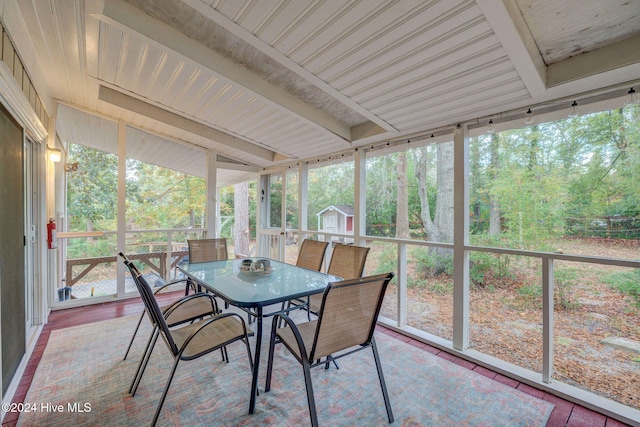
[119,252,218,361]
[124,258,253,427]
[307,243,370,314]
[265,273,395,427]
[185,238,228,294]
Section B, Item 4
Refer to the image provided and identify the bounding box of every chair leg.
[123,310,145,360]
[265,319,279,392]
[130,329,159,396]
[151,357,181,427]
[371,337,394,423]
[323,355,339,370]
[302,358,318,427]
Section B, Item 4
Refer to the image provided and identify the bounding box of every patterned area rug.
[19,314,553,426]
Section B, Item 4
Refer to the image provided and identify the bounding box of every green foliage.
[469,251,512,288]
[604,269,640,307]
[67,238,114,259]
[371,245,398,284]
[516,283,542,300]
[411,247,454,277]
[554,269,581,310]
[67,144,118,231]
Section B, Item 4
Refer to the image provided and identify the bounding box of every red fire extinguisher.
[47,218,57,249]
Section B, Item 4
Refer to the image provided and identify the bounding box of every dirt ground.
[377,237,640,410]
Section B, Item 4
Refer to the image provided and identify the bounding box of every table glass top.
[179,258,341,307]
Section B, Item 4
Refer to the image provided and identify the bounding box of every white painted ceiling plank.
[182,0,397,133]
[334,17,495,96]
[98,85,279,162]
[94,0,352,142]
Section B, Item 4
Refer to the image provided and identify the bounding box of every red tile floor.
[1,292,632,427]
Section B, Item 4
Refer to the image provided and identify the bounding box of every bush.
[554,269,580,310]
[604,269,640,307]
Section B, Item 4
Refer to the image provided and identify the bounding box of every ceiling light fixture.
[524,108,535,125]
[568,101,580,118]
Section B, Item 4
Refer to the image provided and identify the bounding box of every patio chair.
[281,239,330,319]
[185,238,228,295]
[296,239,329,271]
[120,252,214,361]
[265,272,395,427]
[124,258,254,427]
[307,243,370,314]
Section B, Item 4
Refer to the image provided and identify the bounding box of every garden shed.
[316,205,354,241]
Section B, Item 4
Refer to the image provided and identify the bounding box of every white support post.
[452,125,470,351]
[542,257,555,383]
[354,149,366,247]
[279,167,287,260]
[206,151,218,238]
[116,121,127,296]
[397,242,407,327]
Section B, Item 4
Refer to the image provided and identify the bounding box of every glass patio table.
[178,257,341,414]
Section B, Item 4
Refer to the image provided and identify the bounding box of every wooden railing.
[65,250,188,287]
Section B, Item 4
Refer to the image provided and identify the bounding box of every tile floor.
[1,292,632,427]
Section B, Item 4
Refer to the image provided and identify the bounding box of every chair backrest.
[310,273,394,362]
[188,238,228,263]
[296,239,329,271]
[119,253,180,356]
[326,244,370,280]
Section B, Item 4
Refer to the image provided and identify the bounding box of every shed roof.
[317,205,354,217]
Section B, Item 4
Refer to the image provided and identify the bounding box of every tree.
[395,152,410,238]
[67,143,118,232]
[234,182,250,256]
[414,142,454,262]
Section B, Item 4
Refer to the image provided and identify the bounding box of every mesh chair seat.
[169,315,250,359]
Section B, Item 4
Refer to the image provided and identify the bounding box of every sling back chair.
[307,243,370,314]
[185,238,229,295]
[125,259,254,427]
[296,239,329,271]
[265,272,394,427]
[119,252,217,361]
[281,239,330,318]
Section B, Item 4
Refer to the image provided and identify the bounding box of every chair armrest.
[271,313,309,360]
[163,292,220,318]
[152,277,192,295]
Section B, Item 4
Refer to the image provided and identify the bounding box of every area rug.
[18,314,553,426]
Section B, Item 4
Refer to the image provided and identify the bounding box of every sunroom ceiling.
[12,0,640,175]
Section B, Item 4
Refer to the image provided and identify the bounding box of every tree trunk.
[415,143,454,269]
[233,182,250,257]
[395,152,410,239]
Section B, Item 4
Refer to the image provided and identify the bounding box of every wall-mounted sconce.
[64,162,79,173]
[48,147,62,163]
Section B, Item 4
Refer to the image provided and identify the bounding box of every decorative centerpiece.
[240,258,274,276]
